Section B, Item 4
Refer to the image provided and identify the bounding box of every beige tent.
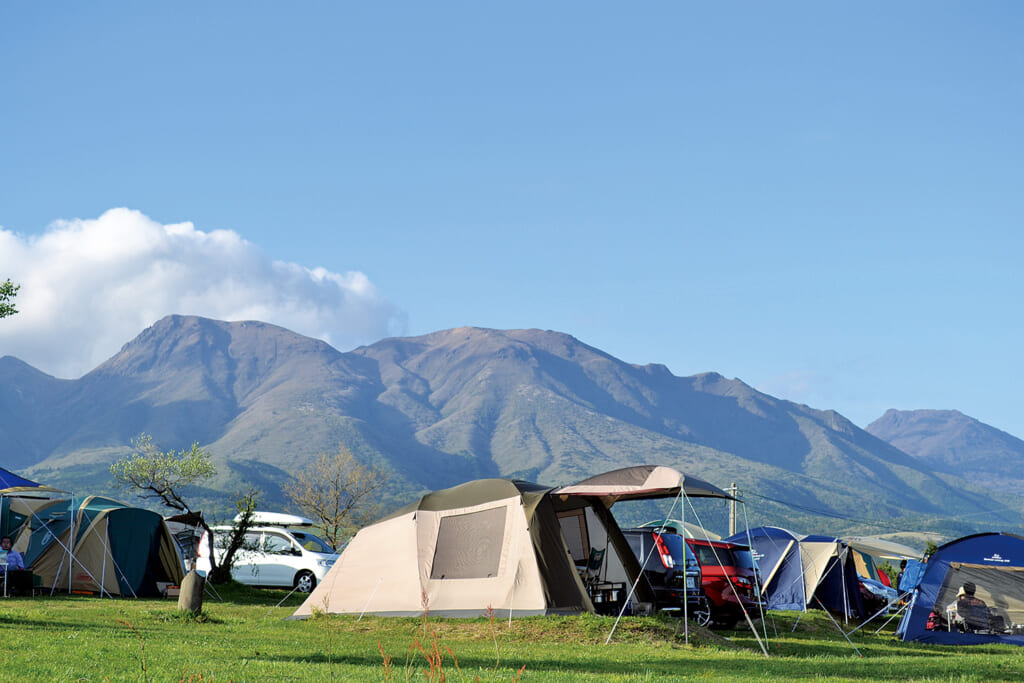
[292,465,734,619]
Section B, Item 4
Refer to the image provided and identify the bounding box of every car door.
[255,531,300,587]
[230,531,264,585]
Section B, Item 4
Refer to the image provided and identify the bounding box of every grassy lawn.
[1,585,1021,682]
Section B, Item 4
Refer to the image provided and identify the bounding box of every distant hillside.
[3,315,1022,537]
[866,409,1024,496]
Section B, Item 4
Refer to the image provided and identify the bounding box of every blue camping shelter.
[726,526,866,618]
[0,466,42,490]
[897,532,1024,645]
[0,467,66,540]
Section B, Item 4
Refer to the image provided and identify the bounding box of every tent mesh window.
[430,507,507,580]
[933,563,1024,634]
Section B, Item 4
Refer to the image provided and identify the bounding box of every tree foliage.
[284,445,390,549]
[110,433,259,584]
[110,434,215,514]
[0,279,19,319]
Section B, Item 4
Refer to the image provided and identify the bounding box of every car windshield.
[290,531,335,553]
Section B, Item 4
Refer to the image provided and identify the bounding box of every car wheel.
[295,570,316,593]
[693,601,713,628]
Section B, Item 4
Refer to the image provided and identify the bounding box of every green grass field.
[2,585,1021,682]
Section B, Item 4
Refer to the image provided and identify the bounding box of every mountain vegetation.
[2,315,1021,539]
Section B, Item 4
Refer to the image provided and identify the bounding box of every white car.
[196,512,338,593]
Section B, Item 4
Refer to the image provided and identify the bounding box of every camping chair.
[583,547,606,587]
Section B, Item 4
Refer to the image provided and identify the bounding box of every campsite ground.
[1,585,1020,681]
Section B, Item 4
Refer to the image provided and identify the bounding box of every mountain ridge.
[3,315,1021,537]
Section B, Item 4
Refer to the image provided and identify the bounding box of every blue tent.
[0,467,41,490]
[726,526,866,618]
[897,532,1024,645]
[0,467,66,540]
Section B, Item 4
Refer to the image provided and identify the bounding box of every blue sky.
[2,3,1023,438]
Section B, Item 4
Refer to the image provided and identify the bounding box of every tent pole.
[681,488,688,644]
[685,494,769,657]
[67,493,75,594]
[607,487,683,645]
[68,506,116,598]
[838,549,850,625]
[872,597,909,635]
[19,494,104,597]
[845,590,911,637]
[741,501,773,649]
[814,594,863,657]
[100,517,108,598]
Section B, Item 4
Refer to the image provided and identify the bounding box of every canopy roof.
[552,465,734,503]
[0,467,65,497]
[0,467,41,490]
[845,536,924,560]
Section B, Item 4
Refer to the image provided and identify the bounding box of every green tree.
[283,445,390,549]
[0,279,19,319]
[110,433,258,584]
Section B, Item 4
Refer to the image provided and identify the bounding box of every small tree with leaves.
[284,445,390,550]
[0,279,19,319]
[110,433,258,584]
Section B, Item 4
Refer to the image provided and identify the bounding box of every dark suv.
[687,538,763,628]
[622,528,705,616]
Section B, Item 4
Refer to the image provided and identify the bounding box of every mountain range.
[3,314,1023,540]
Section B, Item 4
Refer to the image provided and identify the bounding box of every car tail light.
[653,533,675,568]
[731,575,753,596]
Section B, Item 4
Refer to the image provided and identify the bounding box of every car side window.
[695,546,717,565]
[241,532,261,550]
[263,533,294,555]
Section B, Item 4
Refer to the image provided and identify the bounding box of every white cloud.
[0,208,406,378]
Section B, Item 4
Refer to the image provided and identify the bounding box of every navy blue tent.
[730,526,807,610]
[0,467,40,490]
[897,532,1024,645]
[727,526,866,618]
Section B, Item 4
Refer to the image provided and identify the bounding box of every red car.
[687,538,764,628]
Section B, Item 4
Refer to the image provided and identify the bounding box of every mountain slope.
[4,316,1021,536]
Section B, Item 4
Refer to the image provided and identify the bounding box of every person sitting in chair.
[0,536,24,572]
[954,582,989,632]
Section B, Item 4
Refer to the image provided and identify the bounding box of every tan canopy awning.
[552,465,735,504]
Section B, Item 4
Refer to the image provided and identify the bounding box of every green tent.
[17,495,184,597]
